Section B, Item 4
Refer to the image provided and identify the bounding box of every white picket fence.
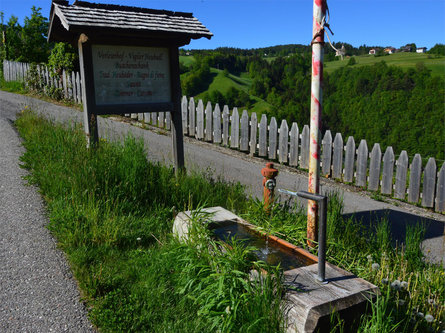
[3,60,83,104]
[2,60,444,213]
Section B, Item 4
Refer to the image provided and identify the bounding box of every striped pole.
[307,0,326,247]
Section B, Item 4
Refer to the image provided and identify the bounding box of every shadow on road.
[342,209,444,246]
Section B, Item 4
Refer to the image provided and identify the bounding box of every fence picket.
[205,101,213,142]
[268,117,278,160]
[332,133,343,180]
[213,104,222,144]
[240,110,249,151]
[159,112,165,127]
[394,151,408,199]
[368,143,382,191]
[289,123,299,167]
[355,140,368,187]
[151,112,157,126]
[222,105,229,146]
[259,114,268,157]
[300,125,310,169]
[408,154,422,203]
[196,100,204,139]
[166,112,171,130]
[63,70,68,98]
[144,112,150,123]
[321,130,332,176]
[422,158,436,208]
[344,136,355,183]
[381,147,395,195]
[76,71,81,103]
[181,96,188,134]
[230,108,240,149]
[188,97,196,137]
[70,71,76,100]
[250,112,258,155]
[278,120,289,163]
[435,162,445,212]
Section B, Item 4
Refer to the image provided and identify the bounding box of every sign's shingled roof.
[49,0,213,41]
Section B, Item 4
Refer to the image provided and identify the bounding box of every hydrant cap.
[261,162,278,178]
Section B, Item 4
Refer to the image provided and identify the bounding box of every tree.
[428,44,445,56]
[2,7,51,63]
[4,15,22,61]
[20,6,50,63]
[48,42,78,75]
[0,12,6,61]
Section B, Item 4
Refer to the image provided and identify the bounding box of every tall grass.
[16,110,284,332]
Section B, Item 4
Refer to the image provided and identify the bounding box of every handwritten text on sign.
[92,45,171,105]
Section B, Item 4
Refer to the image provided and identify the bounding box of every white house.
[416,47,427,53]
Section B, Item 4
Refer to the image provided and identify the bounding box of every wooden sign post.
[48,0,213,172]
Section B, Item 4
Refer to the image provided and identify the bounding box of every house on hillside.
[369,48,377,55]
[416,47,427,53]
[384,47,396,54]
[399,46,412,52]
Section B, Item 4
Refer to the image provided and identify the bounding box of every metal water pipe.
[278,189,328,283]
[261,163,278,213]
[307,0,327,247]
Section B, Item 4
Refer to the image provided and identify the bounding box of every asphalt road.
[0,92,94,331]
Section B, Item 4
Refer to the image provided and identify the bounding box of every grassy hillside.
[324,52,445,76]
[180,52,444,117]
[179,55,196,67]
[180,56,273,115]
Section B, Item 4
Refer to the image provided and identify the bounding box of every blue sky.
[1,0,444,50]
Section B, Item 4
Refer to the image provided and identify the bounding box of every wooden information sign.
[92,45,171,106]
[48,0,213,172]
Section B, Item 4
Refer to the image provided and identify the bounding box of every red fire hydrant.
[261,163,278,213]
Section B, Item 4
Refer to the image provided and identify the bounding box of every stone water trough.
[173,206,379,333]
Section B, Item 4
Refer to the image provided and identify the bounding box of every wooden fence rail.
[3,60,444,213]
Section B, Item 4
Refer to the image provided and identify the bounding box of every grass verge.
[15,110,284,332]
[15,109,443,332]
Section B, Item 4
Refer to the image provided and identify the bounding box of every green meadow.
[324,52,445,76]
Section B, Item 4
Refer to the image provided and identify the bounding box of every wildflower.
[225,306,231,315]
[417,312,424,319]
[137,237,141,241]
[425,314,434,323]
[381,278,389,285]
[367,254,373,262]
[391,280,401,291]
[398,299,406,306]
[401,281,408,290]
[371,263,380,271]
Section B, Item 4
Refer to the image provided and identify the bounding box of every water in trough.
[210,220,306,271]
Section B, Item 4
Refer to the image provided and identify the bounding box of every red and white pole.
[307,0,326,247]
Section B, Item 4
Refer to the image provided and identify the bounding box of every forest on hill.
[180,50,445,160]
[1,7,444,160]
